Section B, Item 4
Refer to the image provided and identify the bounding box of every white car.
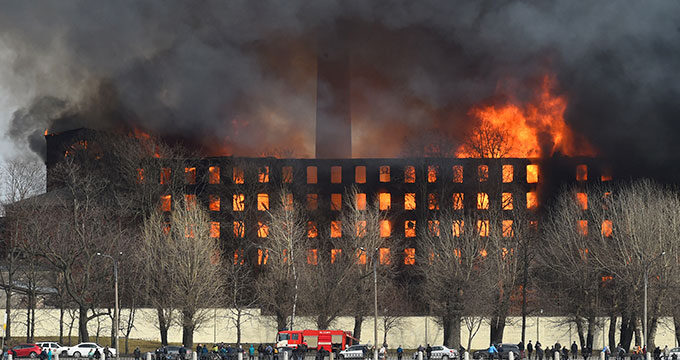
[65,343,117,358]
[36,343,63,354]
[339,345,370,359]
[413,346,459,360]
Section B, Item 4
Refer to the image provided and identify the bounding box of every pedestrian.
[40,349,47,360]
[519,342,525,360]
[379,346,386,360]
[562,347,569,360]
[249,345,255,360]
[602,346,610,360]
[488,344,498,360]
[94,349,101,360]
[427,345,432,360]
[135,347,142,360]
[180,346,187,360]
[536,344,543,360]
[664,346,670,360]
[397,346,403,360]
[655,347,661,360]
[528,341,534,360]
[571,343,578,360]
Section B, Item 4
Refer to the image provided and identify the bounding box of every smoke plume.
[2,1,679,178]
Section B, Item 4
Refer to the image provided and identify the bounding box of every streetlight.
[97,252,122,358]
[536,309,543,344]
[360,247,379,360]
[643,251,665,354]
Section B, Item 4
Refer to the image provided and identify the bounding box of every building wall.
[4,308,677,349]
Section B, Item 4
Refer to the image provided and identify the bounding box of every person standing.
[47,349,52,360]
[427,345,432,360]
[488,344,499,360]
[249,345,255,360]
[571,343,578,360]
[134,347,141,360]
[536,344,543,360]
[527,341,534,360]
[397,346,403,360]
[519,342,525,360]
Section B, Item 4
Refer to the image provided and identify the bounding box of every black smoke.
[2,1,680,178]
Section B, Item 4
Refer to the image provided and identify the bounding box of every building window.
[601,220,613,237]
[282,166,293,183]
[185,167,196,184]
[331,166,342,183]
[331,249,342,264]
[502,165,513,183]
[527,164,539,184]
[355,166,366,183]
[379,166,390,182]
[209,195,220,211]
[502,193,513,210]
[356,193,367,211]
[404,248,416,265]
[233,221,244,238]
[453,220,464,237]
[307,194,318,210]
[233,249,244,265]
[257,193,269,211]
[428,193,439,210]
[428,220,440,237]
[160,195,171,212]
[257,222,269,238]
[477,193,489,210]
[331,221,342,238]
[404,193,416,210]
[185,194,197,210]
[404,166,416,183]
[258,166,270,183]
[258,249,269,265]
[185,224,195,238]
[577,220,588,236]
[477,220,489,237]
[576,164,588,181]
[379,248,391,265]
[379,193,391,211]
[427,166,438,183]
[380,220,391,238]
[601,167,612,182]
[307,249,318,265]
[283,193,293,211]
[307,221,318,238]
[160,168,171,184]
[453,193,464,210]
[356,221,367,238]
[136,168,145,184]
[356,249,367,265]
[233,166,244,184]
[577,192,588,210]
[233,194,245,211]
[527,192,538,209]
[502,220,513,238]
[405,220,416,238]
[453,165,463,183]
[209,222,220,238]
[478,165,489,182]
[307,166,317,184]
[331,193,342,211]
[208,166,220,184]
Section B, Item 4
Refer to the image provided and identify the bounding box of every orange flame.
[130,128,161,158]
[457,75,595,158]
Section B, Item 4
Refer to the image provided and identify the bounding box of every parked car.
[668,348,680,360]
[472,345,520,360]
[64,343,117,358]
[339,345,370,359]
[7,344,42,358]
[412,346,458,360]
[36,343,63,354]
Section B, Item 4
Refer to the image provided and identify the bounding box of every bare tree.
[224,259,257,346]
[141,197,224,347]
[457,124,514,159]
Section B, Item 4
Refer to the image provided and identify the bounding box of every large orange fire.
[456,75,595,158]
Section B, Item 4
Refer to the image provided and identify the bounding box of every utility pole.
[98,252,121,358]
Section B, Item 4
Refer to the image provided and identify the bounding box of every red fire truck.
[276,329,357,352]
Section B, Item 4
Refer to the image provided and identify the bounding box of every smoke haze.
[1,1,679,178]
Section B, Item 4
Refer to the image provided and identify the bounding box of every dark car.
[8,344,42,358]
[472,345,520,360]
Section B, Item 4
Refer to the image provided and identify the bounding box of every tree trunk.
[649,316,659,350]
[5,265,12,341]
[443,314,461,348]
[182,309,195,348]
[620,313,633,351]
[26,295,32,342]
[110,312,116,348]
[673,315,680,347]
[316,315,331,330]
[59,306,65,345]
[521,256,529,345]
[236,310,242,347]
[575,317,586,349]
[490,316,506,345]
[157,308,169,346]
[30,301,35,342]
[275,311,287,332]
[353,315,364,342]
[586,316,595,351]
[608,315,617,350]
[79,305,90,343]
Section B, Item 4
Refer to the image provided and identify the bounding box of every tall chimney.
[315,26,351,159]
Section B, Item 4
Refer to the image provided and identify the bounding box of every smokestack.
[315,26,351,159]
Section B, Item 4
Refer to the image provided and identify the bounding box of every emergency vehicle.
[276,329,357,352]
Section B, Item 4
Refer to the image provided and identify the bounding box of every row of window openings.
[172,217,611,246]
[143,163,609,185]
[238,246,523,266]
